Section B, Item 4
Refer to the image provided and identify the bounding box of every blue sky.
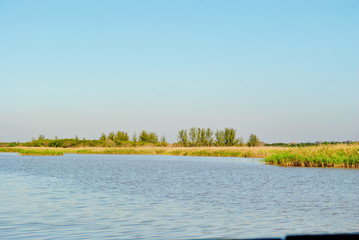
[1,0,358,143]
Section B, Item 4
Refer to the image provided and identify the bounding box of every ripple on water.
[0,153,358,239]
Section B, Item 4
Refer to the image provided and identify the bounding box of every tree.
[248,134,260,147]
[177,129,188,146]
[107,132,115,141]
[148,132,158,143]
[215,130,225,146]
[205,128,213,146]
[189,127,197,146]
[139,130,149,142]
[38,134,45,140]
[224,128,237,146]
[116,131,129,142]
[198,128,206,146]
[99,133,106,141]
[139,130,158,143]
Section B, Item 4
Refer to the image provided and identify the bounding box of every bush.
[247,134,260,147]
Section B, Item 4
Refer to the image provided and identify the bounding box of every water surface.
[0,153,358,239]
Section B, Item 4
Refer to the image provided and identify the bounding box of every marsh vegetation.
[0,146,284,158]
[264,144,359,168]
[0,128,357,168]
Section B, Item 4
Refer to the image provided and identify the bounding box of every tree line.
[1,128,262,148]
[17,130,168,148]
[176,127,261,147]
[99,130,167,146]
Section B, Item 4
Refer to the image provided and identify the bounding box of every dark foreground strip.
[285,233,359,240]
[196,233,359,240]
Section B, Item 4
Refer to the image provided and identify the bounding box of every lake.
[0,153,358,239]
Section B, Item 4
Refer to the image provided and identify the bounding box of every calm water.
[0,153,358,239]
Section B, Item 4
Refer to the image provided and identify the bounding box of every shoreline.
[0,146,286,158]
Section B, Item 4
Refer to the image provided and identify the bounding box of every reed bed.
[19,149,64,156]
[0,148,63,156]
[0,148,23,153]
[264,144,359,168]
[75,146,286,158]
[0,146,286,158]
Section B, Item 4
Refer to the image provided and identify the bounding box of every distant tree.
[38,134,45,140]
[99,133,107,141]
[224,128,237,146]
[215,130,225,146]
[105,138,115,147]
[139,130,149,142]
[107,132,115,141]
[132,132,137,143]
[195,128,201,145]
[139,130,158,143]
[75,135,79,141]
[148,132,158,143]
[116,131,129,142]
[247,134,260,147]
[189,127,197,146]
[178,127,214,146]
[55,135,58,140]
[177,129,188,146]
[205,128,214,146]
[198,128,206,146]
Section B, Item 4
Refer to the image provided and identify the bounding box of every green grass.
[0,148,64,156]
[18,149,64,156]
[264,144,359,168]
[0,147,24,153]
[0,146,285,157]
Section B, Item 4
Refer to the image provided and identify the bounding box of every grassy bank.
[0,148,64,156]
[75,146,284,158]
[1,145,358,168]
[19,149,64,156]
[264,144,359,168]
[0,146,285,158]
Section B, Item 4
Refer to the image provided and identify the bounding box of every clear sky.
[1,0,358,143]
